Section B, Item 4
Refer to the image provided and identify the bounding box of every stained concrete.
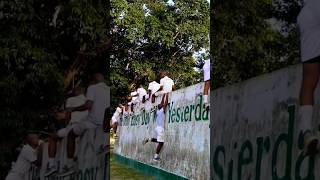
[114,83,210,180]
[212,64,320,180]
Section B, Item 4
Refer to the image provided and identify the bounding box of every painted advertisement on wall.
[212,65,320,180]
[115,82,210,180]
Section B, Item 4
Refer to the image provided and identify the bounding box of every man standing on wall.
[142,93,168,161]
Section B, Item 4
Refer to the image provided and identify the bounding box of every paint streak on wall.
[212,64,320,180]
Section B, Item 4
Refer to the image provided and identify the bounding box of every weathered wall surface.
[212,64,320,180]
[26,128,108,180]
[115,83,210,180]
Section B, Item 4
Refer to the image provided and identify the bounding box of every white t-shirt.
[122,106,129,115]
[86,82,109,125]
[156,108,165,128]
[66,94,88,124]
[112,107,122,121]
[136,87,147,101]
[130,91,138,102]
[130,91,138,97]
[203,60,210,81]
[148,81,161,94]
[10,144,37,176]
[160,76,174,93]
[297,0,320,62]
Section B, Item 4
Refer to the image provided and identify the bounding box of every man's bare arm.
[68,100,93,112]
[163,93,169,110]
[34,143,44,167]
[172,85,176,91]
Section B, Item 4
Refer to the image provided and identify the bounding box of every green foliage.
[110,0,210,105]
[0,0,110,177]
[212,0,302,89]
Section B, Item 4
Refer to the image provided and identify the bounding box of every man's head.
[159,70,169,78]
[73,86,85,96]
[26,133,39,148]
[91,73,105,84]
[135,82,142,90]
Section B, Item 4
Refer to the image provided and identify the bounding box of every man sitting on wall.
[63,73,108,174]
[45,86,88,176]
[142,93,169,161]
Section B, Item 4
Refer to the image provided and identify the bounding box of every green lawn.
[110,136,156,180]
[110,153,155,180]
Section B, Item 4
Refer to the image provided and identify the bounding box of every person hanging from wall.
[203,59,210,111]
[136,82,147,109]
[143,80,161,111]
[128,87,139,113]
[5,133,43,180]
[111,104,123,139]
[297,0,320,155]
[145,79,161,104]
[59,73,108,174]
[45,86,88,176]
[122,102,129,116]
[142,93,169,161]
[154,71,176,98]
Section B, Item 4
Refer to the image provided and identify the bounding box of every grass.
[110,136,155,180]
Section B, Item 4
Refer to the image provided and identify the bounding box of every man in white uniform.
[143,93,168,161]
[136,84,147,103]
[203,59,210,110]
[128,91,138,113]
[155,71,176,97]
[64,73,109,172]
[6,134,42,180]
[45,87,88,176]
[297,0,320,155]
[111,105,123,138]
[145,80,161,103]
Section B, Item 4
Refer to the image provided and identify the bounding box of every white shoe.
[303,131,319,156]
[44,164,58,177]
[153,155,160,162]
[205,103,210,111]
[59,164,76,176]
[142,138,149,145]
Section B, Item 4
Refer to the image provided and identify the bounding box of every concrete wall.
[211,64,320,180]
[26,128,109,180]
[114,83,210,180]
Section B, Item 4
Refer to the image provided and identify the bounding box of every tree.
[211,0,302,89]
[110,0,210,106]
[0,0,111,177]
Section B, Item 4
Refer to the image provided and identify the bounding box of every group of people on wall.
[111,60,211,161]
